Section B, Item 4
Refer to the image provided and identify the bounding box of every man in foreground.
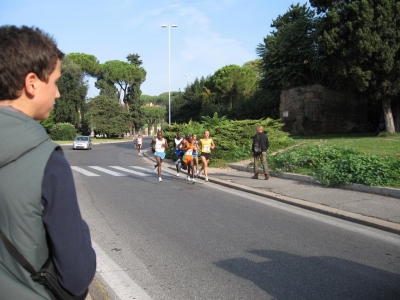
[0,25,96,299]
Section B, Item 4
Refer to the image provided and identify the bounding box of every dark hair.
[0,25,64,100]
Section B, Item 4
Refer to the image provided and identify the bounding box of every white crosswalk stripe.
[71,166,100,176]
[110,166,151,176]
[70,166,170,177]
[88,166,126,176]
[131,166,173,177]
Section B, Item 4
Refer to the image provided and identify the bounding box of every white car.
[73,136,92,150]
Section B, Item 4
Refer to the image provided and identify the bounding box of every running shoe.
[154,164,158,172]
[187,176,191,181]
[205,176,209,182]
[159,177,162,182]
[196,171,200,177]
[176,172,180,177]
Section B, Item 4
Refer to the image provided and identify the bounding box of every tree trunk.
[382,97,395,133]
[129,122,133,137]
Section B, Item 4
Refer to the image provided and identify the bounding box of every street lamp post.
[161,24,177,126]
[184,73,193,85]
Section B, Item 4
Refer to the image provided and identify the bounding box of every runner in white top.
[137,134,143,155]
[151,131,168,182]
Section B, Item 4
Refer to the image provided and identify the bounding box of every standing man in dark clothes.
[251,125,270,180]
[0,25,96,299]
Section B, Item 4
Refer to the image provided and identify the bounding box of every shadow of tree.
[215,249,400,300]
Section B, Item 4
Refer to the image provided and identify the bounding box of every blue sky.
[1,0,305,97]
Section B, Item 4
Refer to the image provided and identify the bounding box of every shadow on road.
[214,249,400,300]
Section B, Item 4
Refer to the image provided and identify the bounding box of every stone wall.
[280,84,368,135]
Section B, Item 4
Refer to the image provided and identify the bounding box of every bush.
[314,154,398,187]
[270,144,400,187]
[50,123,77,141]
[269,146,359,173]
[162,118,295,162]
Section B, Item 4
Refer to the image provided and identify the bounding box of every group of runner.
[150,130,215,183]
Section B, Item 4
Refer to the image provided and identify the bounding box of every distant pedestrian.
[198,130,215,182]
[151,131,168,182]
[137,134,143,154]
[251,126,270,180]
[174,132,184,176]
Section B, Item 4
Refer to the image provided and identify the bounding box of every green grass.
[290,133,400,157]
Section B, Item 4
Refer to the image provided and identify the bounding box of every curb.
[230,164,400,200]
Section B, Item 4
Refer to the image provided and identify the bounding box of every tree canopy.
[89,95,129,137]
[54,56,88,130]
[311,0,400,132]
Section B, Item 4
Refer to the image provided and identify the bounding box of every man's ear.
[24,73,38,97]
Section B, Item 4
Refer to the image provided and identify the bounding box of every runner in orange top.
[181,134,196,183]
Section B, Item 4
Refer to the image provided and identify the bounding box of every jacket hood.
[0,108,50,168]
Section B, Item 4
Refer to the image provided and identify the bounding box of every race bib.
[186,149,193,155]
[204,145,210,152]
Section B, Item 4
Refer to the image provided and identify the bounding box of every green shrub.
[314,154,397,187]
[50,123,77,141]
[270,144,400,187]
[163,118,295,162]
[269,145,359,173]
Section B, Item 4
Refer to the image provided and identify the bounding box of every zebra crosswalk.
[71,166,172,177]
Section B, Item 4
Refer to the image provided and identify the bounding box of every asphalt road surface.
[63,140,400,300]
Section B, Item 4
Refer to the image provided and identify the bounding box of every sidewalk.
[144,150,400,235]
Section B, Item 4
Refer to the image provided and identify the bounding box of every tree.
[67,53,101,76]
[310,0,400,133]
[126,53,143,66]
[257,4,320,93]
[89,95,129,137]
[101,60,146,106]
[211,64,257,111]
[172,78,205,123]
[243,59,263,80]
[54,56,88,129]
[142,106,166,133]
[130,95,146,134]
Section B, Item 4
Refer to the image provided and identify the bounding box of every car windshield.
[75,136,88,141]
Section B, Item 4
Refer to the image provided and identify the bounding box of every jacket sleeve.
[41,150,96,296]
[251,134,257,152]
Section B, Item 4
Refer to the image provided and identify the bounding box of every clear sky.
[1,0,305,97]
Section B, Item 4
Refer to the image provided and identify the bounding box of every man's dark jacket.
[252,132,269,152]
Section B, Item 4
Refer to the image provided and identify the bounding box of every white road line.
[88,166,126,176]
[92,242,153,300]
[110,166,150,176]
[71,166,100,176]
[131,166,172,177]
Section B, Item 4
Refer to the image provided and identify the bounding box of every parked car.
[73,136,92,150]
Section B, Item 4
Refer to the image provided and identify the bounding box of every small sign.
[283,111,289,117]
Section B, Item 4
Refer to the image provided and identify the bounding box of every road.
[63,140,400,300]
